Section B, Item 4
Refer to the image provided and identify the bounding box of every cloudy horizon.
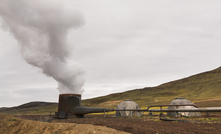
[1,0,221,107]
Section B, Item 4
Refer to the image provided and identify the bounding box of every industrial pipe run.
[112,104,221,113]
[112,108,221,112]
[57,94,110,118]
[148,108,221,112]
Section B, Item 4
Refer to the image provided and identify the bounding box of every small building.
[116,99,141,117]
[167,97,201,117]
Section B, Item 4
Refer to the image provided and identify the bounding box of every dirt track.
[0,113,128,134]
[52,115,221,134]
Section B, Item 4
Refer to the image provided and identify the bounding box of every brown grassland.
[10,114,221,134]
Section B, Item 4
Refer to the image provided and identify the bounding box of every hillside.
[1,66,221,114]
[0,102,58,115]
[81,66,221,108]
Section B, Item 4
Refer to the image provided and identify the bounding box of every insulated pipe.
[112,108,221,112]
[71,106,110,115]
[149,108,221,112]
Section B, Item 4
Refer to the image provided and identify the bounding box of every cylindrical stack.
[57,93,111,118]
[58,94,81,118]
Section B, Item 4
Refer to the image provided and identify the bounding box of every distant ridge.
[17,101,57,109]
[0,102,57,115]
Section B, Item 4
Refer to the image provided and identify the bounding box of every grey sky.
[0,0,221,107]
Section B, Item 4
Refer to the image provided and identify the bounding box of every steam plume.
[0,0,85,94]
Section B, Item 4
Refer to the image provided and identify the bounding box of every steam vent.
[58,94,81,118]
[167,97,201,117]
[116,99,141,117]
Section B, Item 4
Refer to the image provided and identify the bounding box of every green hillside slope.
[82,66,221,108]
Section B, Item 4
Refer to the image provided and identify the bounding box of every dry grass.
[0,113,129,134]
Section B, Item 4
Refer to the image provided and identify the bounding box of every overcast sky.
[0,0,221,107]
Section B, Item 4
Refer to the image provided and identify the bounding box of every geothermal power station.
[56,94,221,119]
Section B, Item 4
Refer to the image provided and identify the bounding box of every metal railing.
[109,104,221,117]
[99,104,221,118]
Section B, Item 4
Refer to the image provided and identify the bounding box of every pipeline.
[147,108,221,112]
[112,108,221,112]
[70,106,110,115]
[160,118,198,122]
[111,104,221,112]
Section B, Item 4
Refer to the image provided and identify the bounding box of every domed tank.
[167,97,201,117]
[116,99,141,117]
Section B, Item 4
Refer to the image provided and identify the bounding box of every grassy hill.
[1,66,221,115]
[81,66,221,109]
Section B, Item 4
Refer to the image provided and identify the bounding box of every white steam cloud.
[0,0,86,94]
